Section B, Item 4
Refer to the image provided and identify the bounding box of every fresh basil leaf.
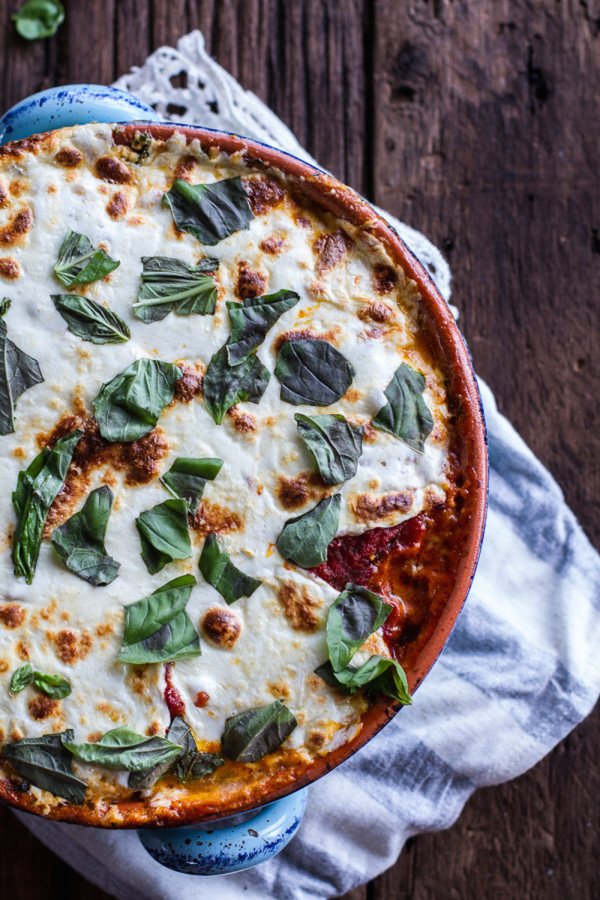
[295,413,364,484]
[203,344,270,425]
[275,339,355,406]
[2,730,86,803]
[373,363,434,452]
[9,663,33,693]
[162,177,254,246]
[12,0,64,40]
[118,575,201,665]
[50,485,120,585]
[226,290,300,365]
[53,228,119,286]
[0,298,44,436]
[326,583,393,672]
[12,429,82,584]
[136,498,192,575]
[276,494,341,568]
[51,294,130,345]
[93,358,182,442]
[63,726,183,772]
[132,256,219,323]
[33,671,71,699]
[315,656,412,705]
[128,716,224,789]
[160,457,223,513]
[221,700,297,763]
[199,533,262,605]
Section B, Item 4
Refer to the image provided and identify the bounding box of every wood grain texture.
[0,1,599,898]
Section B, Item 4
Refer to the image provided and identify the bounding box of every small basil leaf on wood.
[203,344,270,425]
[373,363,434,452]
[295,413,364,484]
[315,656,412,705]
[12,0,64,40]
[93,358,182,442]
[2,730,86,803]
[136,498,192,575]
[160,457,223,513]
[276,494,341,568]
[199,533,261,605]
[118,575,201,665]
[133,256,219,323]
[162,177,254,246]
[63,726,183,771]
[0,298,44,436]
[221,700,297,763]
[226,290,300,365]
[275,338,355,406]
[51,294,130,344]
[50,485,120,585]
[32,671,71,699]
[12,429,82,584]
[53,228,119,286]
[326,583,393,672]
[9,663,33,693]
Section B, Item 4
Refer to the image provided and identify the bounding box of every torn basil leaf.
[203,344,270,425]
[9,663,33,693]
[53,228,119,286]
[276,494,341,568]
[275,338,355,406]
[63,726,183,772]
[128,716,224,789]
[373,363,433,452]
[132,256,219,323]
[295,413,364,484]
[50,485,120,585]
[2,730,86,804]
[93,358,182,442]
[0,298,44,436]
[226,290,300,365]
[162,177,254,246]
[316,656,412,705]
[12,0,64,40]
[326,583,393,672]
[51,294,130,344]
[160,456,223,513]
[118,574,201,665]
[221,700,297,763]
[199,533,261,605]
[33,671,71,699]
[12,429,82,584]
[136,498,192,575]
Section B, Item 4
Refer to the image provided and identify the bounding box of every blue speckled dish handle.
[138,789,308,876]
[0,84,160,144]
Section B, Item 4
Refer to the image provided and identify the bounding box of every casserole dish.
[0,85,487,873]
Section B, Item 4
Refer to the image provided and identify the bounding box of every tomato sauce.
[163,662,186,719]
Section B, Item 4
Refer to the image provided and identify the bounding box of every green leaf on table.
[315,655,412,705]
[203,344,270,425]
[135,498,191,575]
[51,294,130,344]
[274,338,355,406]
[221,700,297,763]
[12,429,82,584]
[132,256,219,323]
[295,413,364,485]
[50,485,120,585]
[118,574,201,665]
[9,663,33,694]
[199,533,261,605]
[63,726,183,772]
[128,716,224,789]
[12,0,64,40]
[2,730,86,803]
[372,363,433,452]
[92,358,182,442]
[226,289,300,365]
[53,228,119,286]
[32,671,71,699]
[326,583,393,672]
[162,177,254,246]
[276,494,341,568]
[0,298,44,436]
[160,456,223,513]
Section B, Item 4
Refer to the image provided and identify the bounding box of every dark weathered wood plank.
[115,0,152,79]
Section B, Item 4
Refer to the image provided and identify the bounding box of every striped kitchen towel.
[17,31,600,900]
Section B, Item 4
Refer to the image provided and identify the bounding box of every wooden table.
[0,2,598,897]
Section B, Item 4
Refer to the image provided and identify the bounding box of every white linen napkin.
[16,31,600,900]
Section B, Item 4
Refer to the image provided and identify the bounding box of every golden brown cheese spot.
[28,696,59,720]
[0,605,25,629]
[0,661,8,674]
[190,501,242,536]
[277,581,322,632]
[122,428,169,486]
[0,257,21,280]
[173,363,203,403]
[373,264,397,295]
[243,175,285,215]
[351,491,414,522]
[9,179,29,198]
[202,608,242,649]
[86,731,103,743]
[95,155,133,185]
[97,701,122,722]
[106,191,129,220]
[235,261,267,300]
[127,668,150,697]
[362,421,378,443]
[146,722,160,736]
[16,642,29,660]
[260,235,286,255]
[96,622,113,637]
[53,629,92,664]
[0,208,33,246]
[277,472,327,511]
[314,229,351,274]
[307,728,328,750]
[267,680,291,700]
[227,406,257,434]
[0,178,7,207]
[174,155,198,183]
[358,301,393,324]
[55,147,83,168]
